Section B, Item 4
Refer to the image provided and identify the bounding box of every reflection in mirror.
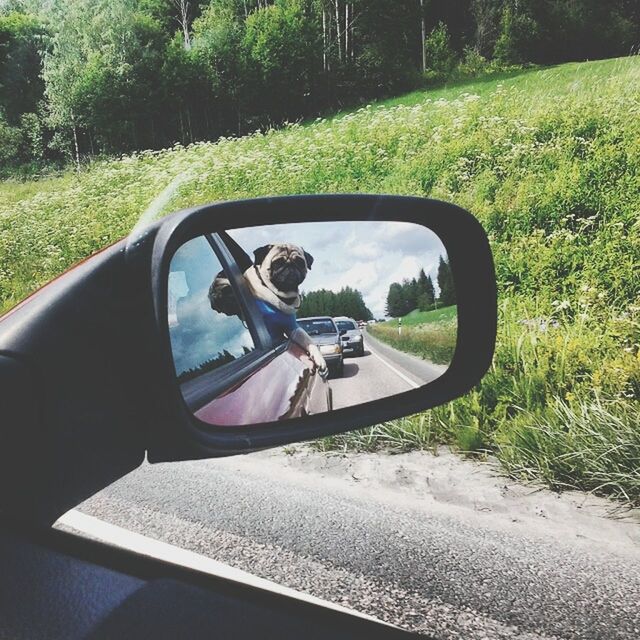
[168,221,457,426]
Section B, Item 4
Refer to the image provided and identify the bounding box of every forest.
[1,0,639,173]
[385,258,455,318]
[298,286,373,320]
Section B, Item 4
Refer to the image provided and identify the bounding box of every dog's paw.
[308,344,328,374]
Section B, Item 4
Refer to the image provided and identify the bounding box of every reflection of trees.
[298,287,373,320]
[386,259,451,317]
[177,346,252,384]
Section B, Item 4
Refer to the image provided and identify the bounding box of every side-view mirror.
[0,194,496,523]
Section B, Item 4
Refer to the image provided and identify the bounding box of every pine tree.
[418,269,436,311]
[385,282,404,317]
[437,255,456,306]
[417,268,435,310]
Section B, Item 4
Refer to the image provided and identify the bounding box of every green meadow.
[1,57,639,504]
[368,306,458,365]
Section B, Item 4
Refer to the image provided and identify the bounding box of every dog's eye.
[294,257,306,268]
[272,258,285,268]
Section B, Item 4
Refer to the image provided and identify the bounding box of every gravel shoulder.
[271,446,640,556]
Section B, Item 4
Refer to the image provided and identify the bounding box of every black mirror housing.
[141,195,496,462]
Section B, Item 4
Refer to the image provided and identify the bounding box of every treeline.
[1,0,638,172]
[385,257,454,317]
[298,286,373,320]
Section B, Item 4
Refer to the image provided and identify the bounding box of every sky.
[229,221,449,319]
[168,235,255,376]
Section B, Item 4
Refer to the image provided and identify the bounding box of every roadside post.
[398,317,402,336]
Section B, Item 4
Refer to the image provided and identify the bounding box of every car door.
[169,233,330,426]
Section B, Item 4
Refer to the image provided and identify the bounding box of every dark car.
[297,316,344,377]
[0,194,496,640]
[334,316,365,357]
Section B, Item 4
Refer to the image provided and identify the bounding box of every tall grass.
[368,315,457,365]
[498,398,640,503]
[1,57,639,503]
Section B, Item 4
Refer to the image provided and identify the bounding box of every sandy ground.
[259,445,640,557]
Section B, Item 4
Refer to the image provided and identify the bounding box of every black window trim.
[205,232,272,350]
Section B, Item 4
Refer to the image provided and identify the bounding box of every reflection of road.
[330,330,447,410]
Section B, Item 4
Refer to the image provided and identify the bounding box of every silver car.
[334,316,365,357]
[297,316,344,377]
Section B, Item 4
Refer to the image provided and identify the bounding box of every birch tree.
[43,0,145,163]
[172,0,192,49]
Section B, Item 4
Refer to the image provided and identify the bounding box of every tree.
[416,268,435,310]
[437,255,456,306]
[493,1,539,65]
[0,12,46,125]
[401,277,419,313]
[299,286,373,320]
[470,0,503,58]
[243,0,320,124]
[385,282,404,317]
[192,2,247,135]
[419,0,427,72]
[352,0,422,96]
[0,111,23,166]
[423,21,456,81]
[42,0,172,158]
[172,0,192,49]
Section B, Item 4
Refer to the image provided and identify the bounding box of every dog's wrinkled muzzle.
[273,264,305,290]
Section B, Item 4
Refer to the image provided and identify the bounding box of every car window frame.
[171,232,288,413]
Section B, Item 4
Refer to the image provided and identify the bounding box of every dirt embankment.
[264,445,640,557]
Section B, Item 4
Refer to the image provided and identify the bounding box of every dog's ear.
[253,244,274,266]
[303,249,314,270]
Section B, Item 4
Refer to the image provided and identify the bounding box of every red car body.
[193,342,331,425]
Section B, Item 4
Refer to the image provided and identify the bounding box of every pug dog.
[208,243,327,375]
[244,243,312,309]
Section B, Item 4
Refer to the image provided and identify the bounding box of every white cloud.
[229,221,449,319]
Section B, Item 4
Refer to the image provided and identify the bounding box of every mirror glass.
[168,221,457,426]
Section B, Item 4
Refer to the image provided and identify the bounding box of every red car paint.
[194,341,330,425]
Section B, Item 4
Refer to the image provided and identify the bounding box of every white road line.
[366,341,420,390]
[56,509,388,626]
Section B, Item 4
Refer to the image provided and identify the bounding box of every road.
[67,447,640,640]
[330,330,447,410]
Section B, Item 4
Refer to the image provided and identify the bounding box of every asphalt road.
[330,330,447,410]
[73,448,640,640]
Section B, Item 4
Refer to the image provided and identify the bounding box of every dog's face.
[254,243,314,293]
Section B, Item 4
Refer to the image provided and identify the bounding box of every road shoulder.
[246,445,640,557]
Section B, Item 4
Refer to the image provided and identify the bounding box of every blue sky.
[229,221,448,318]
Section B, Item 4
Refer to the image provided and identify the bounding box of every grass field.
[368,306,458,365]
[395,306,458,326]
[1,57,639,504]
